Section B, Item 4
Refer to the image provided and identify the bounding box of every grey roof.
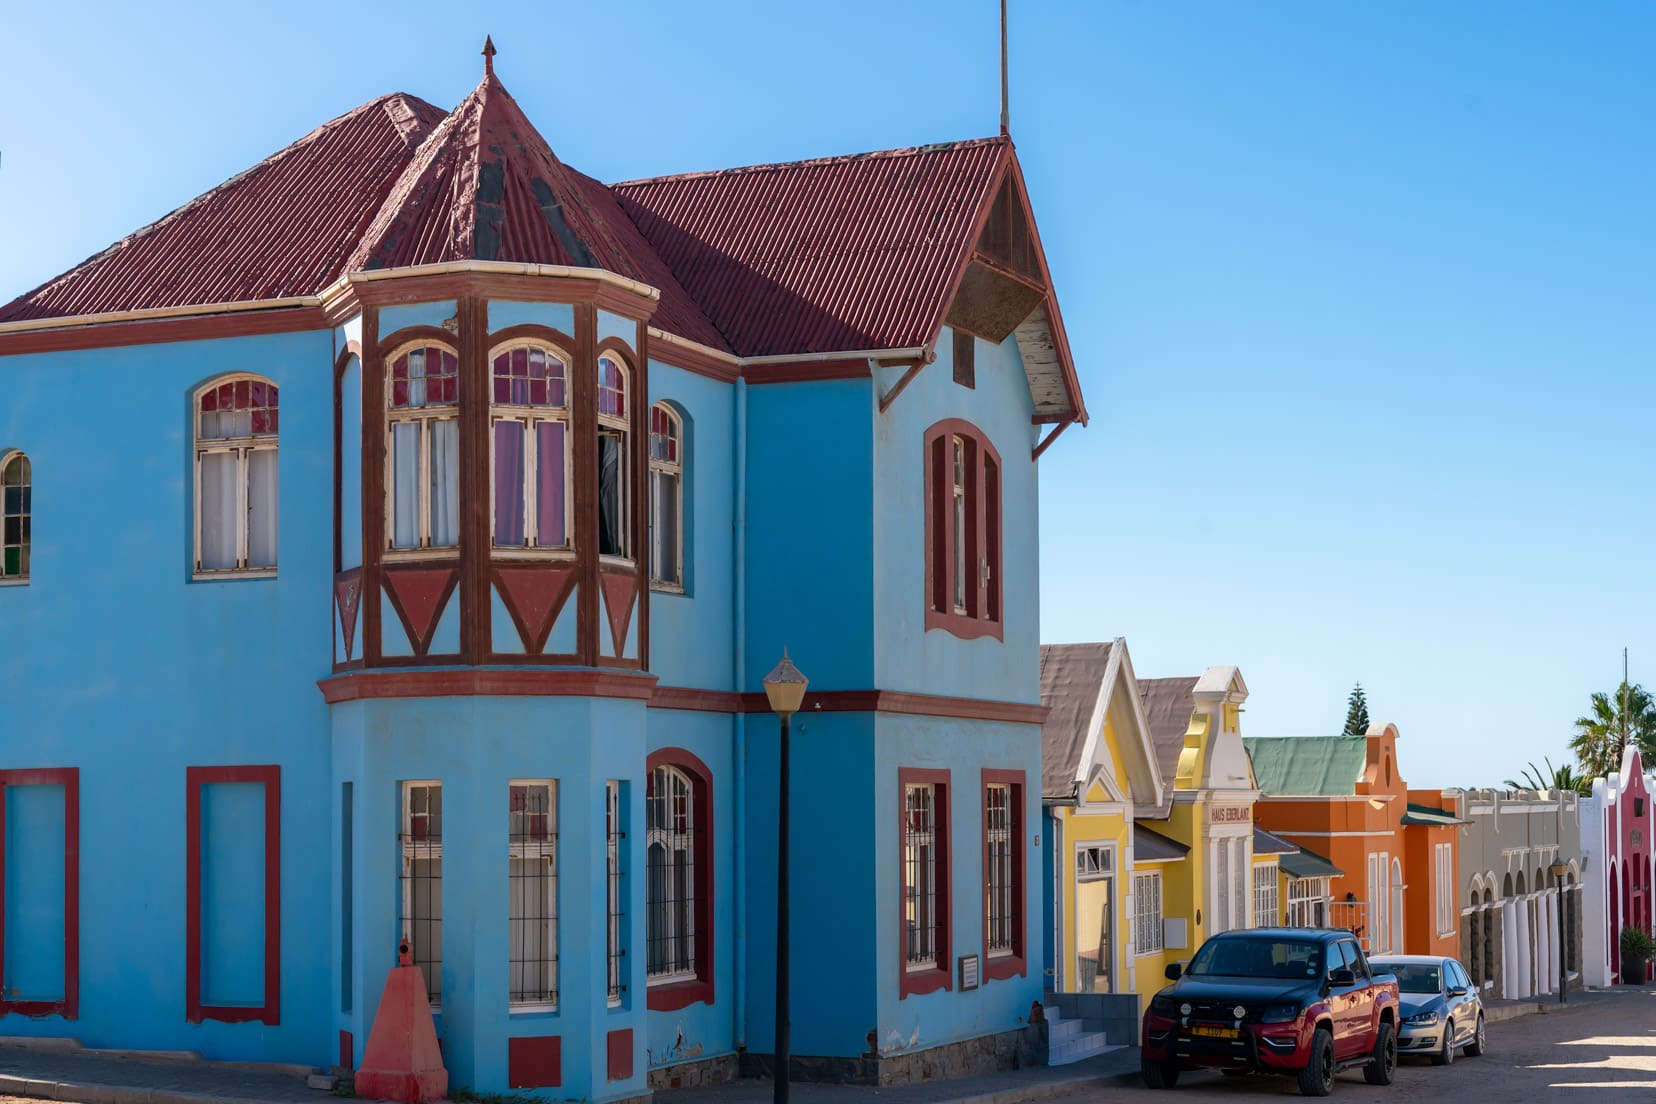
[1252,826,1300,856]
[1401,802,1466,827]
[1280,846,1344,880]
[1134,822,1191,862]
[1137,676,1198,816]
[1039,642,1115,801]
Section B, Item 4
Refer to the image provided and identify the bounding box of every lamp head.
[763,648,809,716]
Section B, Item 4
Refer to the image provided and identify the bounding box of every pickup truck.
[1140,927,1401,1096]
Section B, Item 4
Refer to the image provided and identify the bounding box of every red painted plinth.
[354,963,448,1103]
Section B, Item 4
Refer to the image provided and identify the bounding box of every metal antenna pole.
[1000,0,1010,136]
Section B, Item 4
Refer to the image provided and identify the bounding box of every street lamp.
[763,650,808,1104]
[1549,860,1568,1004]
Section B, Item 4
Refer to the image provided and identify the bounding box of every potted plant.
[1620,927,1655,985]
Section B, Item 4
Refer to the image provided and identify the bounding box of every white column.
[1538,897,1552,994]
[1548,892,1562,991]
[1502,900,1518,997]
[1516,898,1532,997]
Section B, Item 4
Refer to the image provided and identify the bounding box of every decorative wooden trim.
[381,566,460,657]
[459,296,488,664]
[923,418,1005,642]
[1032,420,1070,461]
[635,318,651,670]
[648,332,741,384]
[898,767,952,999]
[645,748,714,1011]
[743,359,872,385]
[491,566,578,654]
[317,668,660,703]
[361,308,384,663]
[344,270,661,321]
[0,768,79,1020]
[185,765,281,1025]
[574,305,600,666]
[376,326,458,361]
[981,768,1026,982]
[0,307,327,358]
[485,323,576,354]
[650,686,745,713]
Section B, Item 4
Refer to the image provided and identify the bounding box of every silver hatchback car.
[1368,955,1485,1065]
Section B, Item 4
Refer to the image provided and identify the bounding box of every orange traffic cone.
[354,939,449,1103]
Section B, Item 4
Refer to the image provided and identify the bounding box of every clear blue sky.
[3,2,1651,788]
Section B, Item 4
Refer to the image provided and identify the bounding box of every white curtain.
[391,423,420,549]
[247,449,278,568]
[509,856,552,1002]
[199,453,238,569]
[429,419,459,547]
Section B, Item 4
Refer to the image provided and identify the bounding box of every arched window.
[644,750,712,1009]
[490,343,570,550]
[195,377,278,574]
[597,355,629,558]
[1,451,30,582]
[924,420,1002,639]
[387,345,460,552]
[648,403,683,588]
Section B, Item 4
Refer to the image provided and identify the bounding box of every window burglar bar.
[646,765,696,981]
[400,782,443,1007]
[509,782,557,1008]
[904,783,939,969]
[606,780,625,1005]
[985,783,1015,955]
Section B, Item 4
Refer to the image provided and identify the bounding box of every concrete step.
[1049,1031,1121,1066]
[1048,1017,1084,1041]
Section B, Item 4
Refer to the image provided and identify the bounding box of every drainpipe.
[733,378,749,1049]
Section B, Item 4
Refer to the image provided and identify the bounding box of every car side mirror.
[1449,986,1468,997]
[1329,968,1356,987]
[1165,963,1183,981]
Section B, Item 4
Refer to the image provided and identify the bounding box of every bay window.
[597,355,629,559]
[490,344,570,551]
[387,345,460,553]
[195,376,278,575]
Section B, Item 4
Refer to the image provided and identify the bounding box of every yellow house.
[1040,640,1165,1005]
[1130,666,1262,982]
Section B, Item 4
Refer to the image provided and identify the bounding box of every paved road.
[1058,990,1656,1102]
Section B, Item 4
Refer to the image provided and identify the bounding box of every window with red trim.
[900,768,951,997]
[186,765,280,1025]
[924,421,1002,640]
[0,769,79,1019]
[644,749,713,1010]
[982,770,1025,980]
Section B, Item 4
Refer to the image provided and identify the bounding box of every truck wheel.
[1364,1021,1398,1085]
[1141,1058,1180,1090]
[1465,1014,1486,1057]
[1297,1028,1335,1097]
[1432,1020,1455,1066]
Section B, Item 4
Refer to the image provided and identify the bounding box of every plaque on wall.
[959,954,980,991]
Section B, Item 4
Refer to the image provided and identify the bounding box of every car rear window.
[1187,937,1325,980]
[1381,963,1442,994]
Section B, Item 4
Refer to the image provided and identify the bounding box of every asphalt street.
[1059,989,1656,1102]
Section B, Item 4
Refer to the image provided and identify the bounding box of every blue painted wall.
[872,329,1041,705]
[4,783,66,1002]
[0,331,337,1062]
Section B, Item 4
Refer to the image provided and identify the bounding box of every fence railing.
[1325,900,1371,951]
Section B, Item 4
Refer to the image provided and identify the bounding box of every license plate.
[1192,1025,1239,1039]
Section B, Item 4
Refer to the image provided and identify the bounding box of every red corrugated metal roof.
[0,94,448,323]
[611,138,1009,358]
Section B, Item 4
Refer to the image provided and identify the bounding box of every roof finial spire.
[482,35,497,77]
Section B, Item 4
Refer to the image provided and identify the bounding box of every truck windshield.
[1187,937,1325,980]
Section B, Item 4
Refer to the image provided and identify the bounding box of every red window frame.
[898,768,951,998]
[186,765,281,1025]
[923,420,1003,640]
[644,748,714,1011]
[981,769,1026,981]
[0,769,79,1019]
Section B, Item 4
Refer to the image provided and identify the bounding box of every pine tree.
[1343,682,1370,736]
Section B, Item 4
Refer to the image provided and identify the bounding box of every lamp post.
[763,650,808,1104]
[1549,860,1568,1003]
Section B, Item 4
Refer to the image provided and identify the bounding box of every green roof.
[1244,735,1367,796]
[1401,802,1465,827]
[1280,846,1344,879]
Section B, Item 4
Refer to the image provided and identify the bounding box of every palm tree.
[1504,757,1592,795]
[1571,682,1656,780]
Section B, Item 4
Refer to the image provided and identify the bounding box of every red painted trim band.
[0,769,79,1020]
[318,668,660,703]
[185,765,281,1025]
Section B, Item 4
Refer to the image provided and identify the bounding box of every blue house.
[0,46,1086,1101]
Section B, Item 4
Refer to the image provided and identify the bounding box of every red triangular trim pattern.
[495,566,576,654]
[335,571,363,660]
[384,568,458,655]
[600,572,636,657]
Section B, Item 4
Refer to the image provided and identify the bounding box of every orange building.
[1244,723,1462,958]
